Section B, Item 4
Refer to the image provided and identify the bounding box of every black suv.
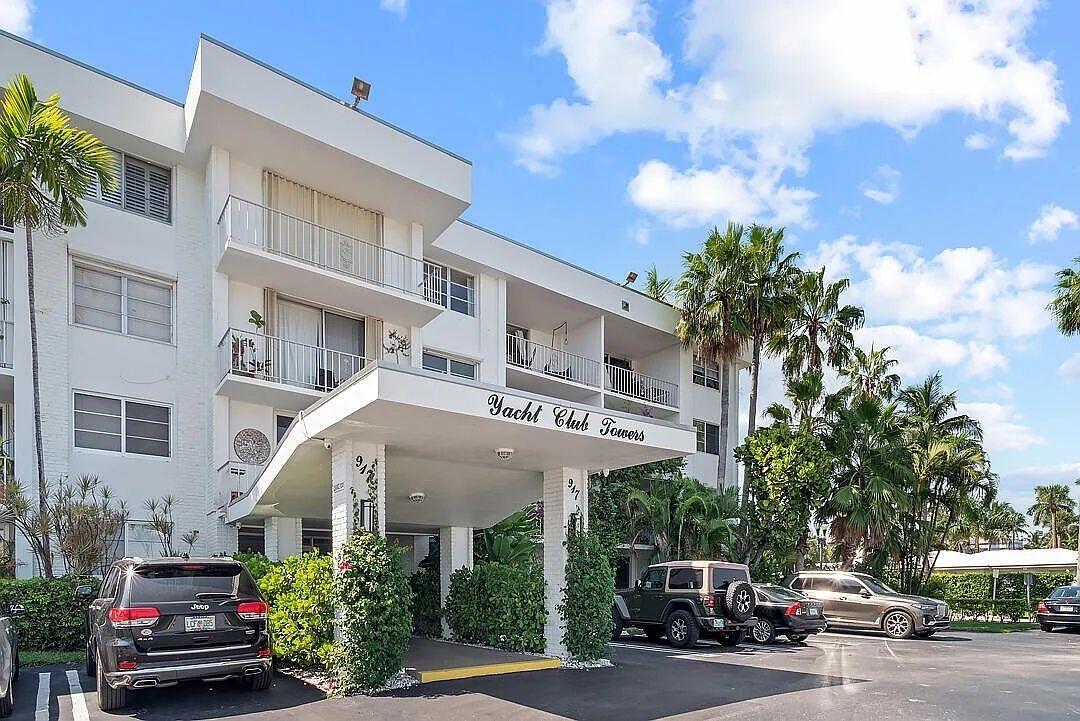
[612,561,758,648]
[78,557,272,711]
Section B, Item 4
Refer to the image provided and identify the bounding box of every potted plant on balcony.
[231,310,271,378]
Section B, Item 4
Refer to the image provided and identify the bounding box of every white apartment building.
[0,32,743,655]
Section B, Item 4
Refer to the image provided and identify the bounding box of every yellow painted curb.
[416,657,561,683]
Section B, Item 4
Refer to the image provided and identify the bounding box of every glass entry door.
[322,312,365,389]
[276,300,365,391]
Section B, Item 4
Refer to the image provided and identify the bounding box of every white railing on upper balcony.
[216,460,265,509]
[505,333,601,388]
[218,327,369,393]
[0,239,12,368]
[605,364,680,408]
[217,196,428,300]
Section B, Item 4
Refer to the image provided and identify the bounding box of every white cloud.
[998,462,1080,511]
[1027,203,1078,243]
[958,402,1045,453]
[860,165,901,204]
[0,0,33,36]
[379,0,407,17]
[964,341,1008,379]
[1060,352,1080,382]
[964,132,993,150]
[512,0,1068,225]
[856,325,965,381]
[628,220,652,246]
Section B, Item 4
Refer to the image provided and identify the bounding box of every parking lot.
[15,629,1080,721]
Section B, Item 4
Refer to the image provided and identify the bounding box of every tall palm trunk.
[717,360,730,490]
[24,220,52,577]
[747,334,762,438]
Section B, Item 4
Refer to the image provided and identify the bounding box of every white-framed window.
[72,261,174,343]
[88,148,172,223]
[694,419,720,455]
[692,354,720,390]
[73,391,171,458]
[423,261,476,316]
[422,351,477,380]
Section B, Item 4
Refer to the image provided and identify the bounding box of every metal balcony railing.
[217,196,428,300]
[218,327,369,393]
[0,239,13,369]
[216,460,265,508]
[605,364,680,408]
[505,333,601,388]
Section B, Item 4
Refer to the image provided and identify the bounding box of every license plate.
[807,607,819,616]
[711,618,725,628]
[185,615,216,632]
[1060,606,1076,613]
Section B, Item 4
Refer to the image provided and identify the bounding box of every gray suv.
[782,571,949,639]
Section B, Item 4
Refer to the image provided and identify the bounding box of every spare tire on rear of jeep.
[723,581,756,622]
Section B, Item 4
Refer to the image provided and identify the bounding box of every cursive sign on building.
[487,393,647,444]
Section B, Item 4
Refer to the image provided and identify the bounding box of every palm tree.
[769,267,864,378]
[643,264,673,303]
[764,368,844,435]
[1027,484,1075,548]
[0,75,115,577]
[741,225,799,437]
[626,473,738,561]
[675,223,749,489]
[1047,257,1080,336]
[839,345,902,401]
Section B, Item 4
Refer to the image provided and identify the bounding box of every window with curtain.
[276,300,322,389]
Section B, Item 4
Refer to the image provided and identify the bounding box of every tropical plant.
[1027,484,1076,548]
[443,560,547,653]
[49,474,128,576]
[1047,256,1080,336]
[474,506,539,567]
[626,472,739,562]
[643,264,673,303]
[558,518,615,661]
[675,223,749,486]
[144,495,178,556]
[764,368,845,435]
[769,267,864,378]
[0,75,116,576]
[257,551,336,669]
[839,345,902,401]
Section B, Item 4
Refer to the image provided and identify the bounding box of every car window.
[835,577,865,594]
[857,575,897,594]
[1049,586,1080,599]
[757,585,804,601]
[789,576,806,590]
[101,568,120,598]
[711,567,749,589]
[805,577,833,591]
[642,569,666,591]
[126,564,259,603]
[668,568,704,590]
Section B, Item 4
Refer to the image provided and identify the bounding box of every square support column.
[330,439,386,559]
[264,517,302,561]
[439,526,473,637]
[542,467,588,658]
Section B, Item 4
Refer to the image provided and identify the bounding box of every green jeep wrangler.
[612,561,758,648]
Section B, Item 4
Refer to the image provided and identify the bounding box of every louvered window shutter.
[147,164,171,221]
[123,156,148,216]
[90,149,123,206]
[122,156,171,222]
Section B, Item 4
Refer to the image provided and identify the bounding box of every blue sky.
[10,0,1080,511]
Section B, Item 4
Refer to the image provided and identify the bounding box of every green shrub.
[233,550,276,582]
[444,561,546,654]
[558,523,614,661]
[257,551,336,669]
[336,532,412,693]
[409,568,442,638]
[0,577,99,651]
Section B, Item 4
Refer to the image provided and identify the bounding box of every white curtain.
[323,312,365,386]
[277,300,322,388]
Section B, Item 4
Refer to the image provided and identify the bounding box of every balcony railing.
[217,460,265,508]
[605,364,680,408]
[0,239,12,369]
[217,196,429,300]
[218,327,369,393]
[505,333,601,388]
[0,319,11,369]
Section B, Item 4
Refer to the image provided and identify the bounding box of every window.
[88,148,171,222]
[668,567,704,590]
[73,263,173,342]
[101,568,120,598]
[835,577,866,594]
[692,354,720,390]
[422,351,477,380]
[74,392,170,457]
[275,414,295,443]
[694,419,720,455]
[424,262,475,316]
[711,567,750,589]
[641,568,666,591]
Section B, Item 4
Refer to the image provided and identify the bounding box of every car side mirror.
[7,604,24,617]
[74,584,95,600]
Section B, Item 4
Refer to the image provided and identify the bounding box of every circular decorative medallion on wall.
[234,428,272,464]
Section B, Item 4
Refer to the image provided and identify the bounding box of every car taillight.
[784,602,802,617]
[117,660,137,671]
[1037,601,1049,613]
[257,648,272,658]
[237,601,268,620]
[108,607,159,628]
[703,595,716,608]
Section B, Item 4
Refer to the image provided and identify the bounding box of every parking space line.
[35,673,50,721]
[65,670,90,721]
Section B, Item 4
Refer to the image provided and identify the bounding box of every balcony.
[0,238,12,370]
[216,196,443,326]
[216,327,371,411]
[604,364,680,415]
[216,460,265,511]
[505,333,601,402]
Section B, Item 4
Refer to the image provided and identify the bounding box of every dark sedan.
[0,603,24,716]
[748,584,827,644]
[1037,585,1080,631]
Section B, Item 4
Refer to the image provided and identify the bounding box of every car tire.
[882,610,915,639]
[246,666,273,691]
[0,677,13,717]
[611,610,624,641]
[665,610,699,649]
[788,633,809,644]
[96,652,128,711]
[724,581,756,623]
[717,629,746,647]
[644,626,666,642]
[1040,623,1055,632]
[750,619,777,644]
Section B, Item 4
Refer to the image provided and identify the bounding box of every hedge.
[557,523,613,661]
[0,577,100,651]
[256,552,336,669]
[925,571,1075,620]
[409,568,442,638]
[444,560,547,653]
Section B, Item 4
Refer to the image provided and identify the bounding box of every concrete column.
[542,467,588,657]
[439,526,473,636]
[330,438,385,559]
[264,517,302,561]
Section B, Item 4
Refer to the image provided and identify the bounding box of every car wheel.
[611,610,624,641]
[96,651,128,711]
[724,581,757,623]
[1040,623,1055,632]
[246,666,273,691]
[882,611,915,639]
[788,633,809,644]
[644,626,666,642]
[750,619,776,644]
[665,610,699,649]
[0,677,13,717]
[717,629,746,647]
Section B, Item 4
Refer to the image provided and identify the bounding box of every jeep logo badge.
[190,603,210,611]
